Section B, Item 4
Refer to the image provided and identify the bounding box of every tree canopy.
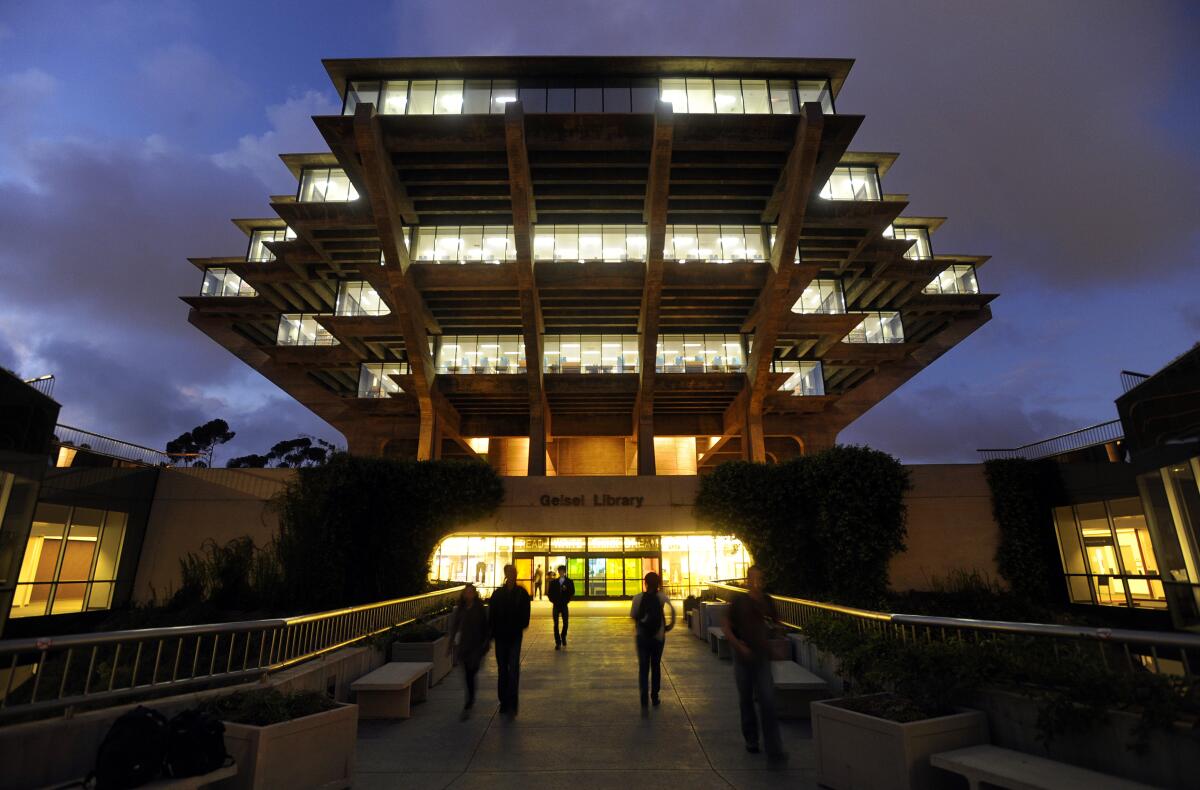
[166,419,235,467]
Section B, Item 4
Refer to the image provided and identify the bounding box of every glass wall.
[200,268,256,297]
[10,504,128,618]
[533,225,647,262]
[819,167,882,201]
[846,311,904,344]
[772,360,824,396]
[1137,458,1200,626]
[656,334,745,373]
[663,225,765,262]
[247,227,296,262]
[277,314,338,346]
[412,226,517,263]
[344,77,833,116]
[1053,498,1167,609]
[358,363,409,398]
[924,265,980,295]
[437,335,526,374]
[298,168,359,202]
[883,225,932,260]
[335,281,390,316]
[792,279,846,314]
[429,533,751,599]
[543,334,639,373]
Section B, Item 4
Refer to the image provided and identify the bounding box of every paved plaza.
[355,600,818,789]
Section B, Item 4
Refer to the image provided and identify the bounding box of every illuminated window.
[335,281,390,316]
[277,314,338,346]
[924,265,980,295]
[664,225,764,262]
[883,225,932,260]
[656,334,744,373]
[772,360,824,396]
[358,363,408,398]
[819,166,881,201]
[438,335,526,374]
[411,226,516,263]
[543,334,639,374]
[247,227,296,262]
[846,311,904,344]
[659,78,834,115]
[532,225,647,262]
[1053,498,1167,609]
[200,268,256,297]
[11,504,128,618]
[298,168,359,202]
[792,279,845,314]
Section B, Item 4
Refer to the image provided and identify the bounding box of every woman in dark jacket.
[449,583,491,719]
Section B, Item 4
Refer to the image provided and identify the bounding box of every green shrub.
[695,445,910,606]
[172,536,282,612]
[200,688,336,726]
[984,458,1067,603]
[274,454,503,611]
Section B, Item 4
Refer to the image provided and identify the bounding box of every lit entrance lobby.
[355,603,816,789]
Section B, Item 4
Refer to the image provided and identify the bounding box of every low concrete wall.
[889,464,1001,591]
[132,468,292,604]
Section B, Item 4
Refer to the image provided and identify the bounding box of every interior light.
[661,90,687,109]
[440,94,464,112]
[493,95,517,104]
[715,94,737,108]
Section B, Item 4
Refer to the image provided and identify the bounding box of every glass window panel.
[603,80,631,112]
[93,512,125,581]
[519,80,546,112]
[380,80,409,115]
[625,226,647,261]
[660,78,688,112]
[435,227,463,262]
[533,228,556,260]
[620,335,638,373]
[713,79,744,114]
[685,78,715,113]
[602,226,626,261]
[741,80,770,114]
[434,80,464,114]
[578,226,603,260]
[853,167,881,200]
[413,228,436,261]
[408,80,436,115]
[630,78,659,112]
[770,80,797,114]
[343,81,379,115]
[201,269,223,296]
[490,80,518,112]
[462,79,491,114]
[547,80,574,112]
[461,227,485,261]
[575,81,602,112]
[482,226,511,263]
[581,335,602,374]
[298,169,326,202]
[554,227,578,260]
[696,225,721,261]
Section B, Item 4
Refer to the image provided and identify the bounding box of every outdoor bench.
[931,744,1157,789]
[43,763,238,790]
[707,626,731,659]
[770,660,831,719]
[350,661,433,719]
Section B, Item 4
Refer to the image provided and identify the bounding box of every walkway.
[355,601,817,789]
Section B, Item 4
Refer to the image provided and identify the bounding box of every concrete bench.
[45,763,238,790]
[770,660,831,719]
[351,661,433,719]
[707,626,731,659]
[931,745,1156,789]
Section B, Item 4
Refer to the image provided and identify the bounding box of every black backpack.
[91,706,169,789]
[164,709,229,778]
[637,593,665,638]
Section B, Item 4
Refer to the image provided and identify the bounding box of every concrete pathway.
[355,601,817,789]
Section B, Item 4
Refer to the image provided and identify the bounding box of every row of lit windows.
[544,334,640,373]
[335,281,390,316]
[342,77,834,117]
[358,362,410,398]
[923,265,980,295]
[657,334,744,373]
[819,167,882,201]
[845,311,904,344]
[247,227,296,262]
[277,314,339,346]
[298,168,359,203]
[200,268,256,297]
[437,335,527,374]
[792,279,846,314]
[883,225,932,260]
[771,360,825,396]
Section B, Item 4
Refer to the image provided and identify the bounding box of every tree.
[167,419,235,467]
[226,436,338,468]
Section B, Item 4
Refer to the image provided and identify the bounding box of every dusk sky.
[1,1,1197,465]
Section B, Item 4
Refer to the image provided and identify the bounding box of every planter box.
[390,634,451,685]
[220,702,357,790]
[812,695,988,790]
[788,632,846,694]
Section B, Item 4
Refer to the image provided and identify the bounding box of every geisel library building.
[180,56,1000,601]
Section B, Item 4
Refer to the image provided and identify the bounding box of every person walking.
[630,571,675,709]
[448,583,490,720]
[721,565,788,766]
[532,565,544,600]
[547,563,575,650]
[488,564,531,717]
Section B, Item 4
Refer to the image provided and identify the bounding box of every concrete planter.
[812,694,988,790]
[391,635,452,685]
[220,702,358,790]
[788,632,845,694]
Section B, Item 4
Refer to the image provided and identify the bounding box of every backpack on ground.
[637,593,665,638]
[164,708,229,778]
[90,706,169,790]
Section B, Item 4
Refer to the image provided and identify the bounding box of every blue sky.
[1,1,1197,464]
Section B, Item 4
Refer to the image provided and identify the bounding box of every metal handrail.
[706,580,1200,677]
[1120,370,1151,394]
[52,424,198,467]
[0,585,463,722]
[23,374,55,397]
[976,418,1123,461]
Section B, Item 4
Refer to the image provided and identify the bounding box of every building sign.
[539,494,645,508]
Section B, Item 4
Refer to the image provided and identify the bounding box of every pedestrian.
[721,565,788,766]
[488,564,531,717]
[533,565,544,600]
[474,559,487,584]
[448,583,490,720]
[630,571,675,709]
[546,563,575,650]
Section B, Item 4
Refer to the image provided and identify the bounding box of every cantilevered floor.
[355,601,817,789]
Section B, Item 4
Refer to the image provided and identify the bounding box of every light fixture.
[439,94,463,113]
[714,93,737,109]
[493,95,516,105]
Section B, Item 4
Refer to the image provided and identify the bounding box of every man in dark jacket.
[546,563,575,650]
[488,564,531,716]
